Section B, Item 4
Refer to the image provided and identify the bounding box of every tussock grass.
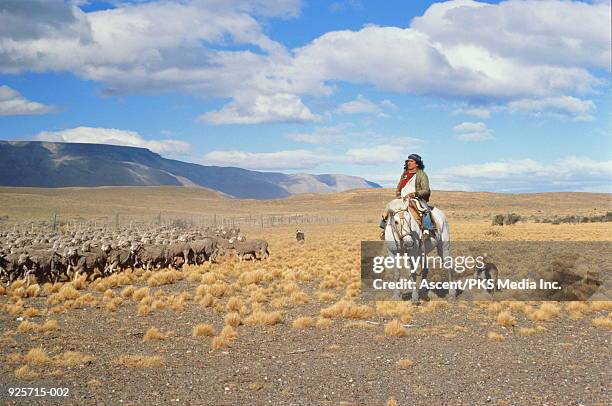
[292,316,316,329]
[496,311,516,327]
[589,301,612,312]
[105,297,123,312]
[244,310,283,326]
[591,316,612,330]
[193,323,215,337]
[143,327,168,341]
[132,287,150,301]
[316,318,332,328]
[121,286,136,299]
[398,359,415,369]
[527,303,561,321]
[47,285,80,305]
[384,320,407,337]
[386,397,398,406]
[25,284,41,298]
[116,355,163,368]
[15,365,39,380]
[17,319,59,333]
[224,312,242,327]
[137,304,151,316]
[103,289,115,301]
[212,325,238,349]
[22,307,43,318]
[147,269,182,287]
[24,347,51,364]
[54,351,94,366]
[487,332,505,342]
[226,297,243,312]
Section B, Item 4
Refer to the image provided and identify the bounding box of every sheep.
[234,239,269,261]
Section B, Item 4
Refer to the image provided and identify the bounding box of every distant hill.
[0,141,380,199]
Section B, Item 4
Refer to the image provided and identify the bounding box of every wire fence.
[1,212,344,232]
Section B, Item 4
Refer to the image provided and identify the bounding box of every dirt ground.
[0,190,611,405]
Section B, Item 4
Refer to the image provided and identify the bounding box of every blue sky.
[0,0,610,192]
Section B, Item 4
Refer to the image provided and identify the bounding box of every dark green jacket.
[395,169,430,202]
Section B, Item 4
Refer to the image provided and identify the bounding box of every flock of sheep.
[0,225,270,286]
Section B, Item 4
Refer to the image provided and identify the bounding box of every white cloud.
[346,136,423,165]
[452,121,494,141]
[0,0,609,122]
[198,93,320,124]
[507,96,596,121]
[336,94,380,114]
[0,85,58,116]
[34,126,190,155]
[201,149,332,170]
[285,125,348,144]
[432,156,612,192]
[380,99,398,110]
[411,0,611,70]
[452,105,492,119]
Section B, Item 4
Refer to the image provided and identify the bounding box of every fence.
[1,212,344,232]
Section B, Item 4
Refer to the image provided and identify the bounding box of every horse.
[383,198,456,303]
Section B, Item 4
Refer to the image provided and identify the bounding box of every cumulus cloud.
[34,127,190,155]
[201,149,332,170]
[432,156,612,192]
[452,121,494,141]
[507,96,596,121]
[0,85,59,116]
[336,94,380,114]
[0,0,609,121]
[452,105,492,119]
[198,93,319,124]
[285,125,349,144]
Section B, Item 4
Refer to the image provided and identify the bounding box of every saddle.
[406,198,435,234]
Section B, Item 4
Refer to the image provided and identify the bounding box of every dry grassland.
[0,187,610,404]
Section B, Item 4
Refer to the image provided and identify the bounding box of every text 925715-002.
[6,387,70,397]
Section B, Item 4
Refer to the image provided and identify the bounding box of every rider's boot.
[422,211,434,237]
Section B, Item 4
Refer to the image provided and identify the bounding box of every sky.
[0,0,611,193]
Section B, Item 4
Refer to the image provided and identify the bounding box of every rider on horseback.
[379,154,434,238]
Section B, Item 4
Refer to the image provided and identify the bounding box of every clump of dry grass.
[226,297,244,312]
[517,327,540,337]
[317,292,336,302]
[212,325,238,349]
[143,327,168,341]
[22,307,43,318]
[589,301,612,312]
[24,347,51,364]
[386,397,398,406]
[487,332,505,342]
[591,316,612,330]
[54,351,94,366]
[105,297,123,312]
[527,303,561,321]
[244,310,283,326]
[496,311,516,327]
[199,293,215,308]
[132,287,150,302]
[224,312,242,327]
[17,319,59,334]
[384,320,407,337]
[116,355,163,368]
[47,285,80,305]
[25,284,41,298]
[292,316,316,329]
[15,365,39,380]
[103,289,114,301]
[193,323,215,337]
[147,269,182,287]
[137,303,151,316]
[398,358,415,369]
[316,318,332,328]
[121,286,135,299]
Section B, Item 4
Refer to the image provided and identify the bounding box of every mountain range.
[0,141,380,199]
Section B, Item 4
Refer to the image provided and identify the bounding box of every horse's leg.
[436,238,455,299]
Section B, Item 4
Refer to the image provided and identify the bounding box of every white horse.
[383,198,456,303]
